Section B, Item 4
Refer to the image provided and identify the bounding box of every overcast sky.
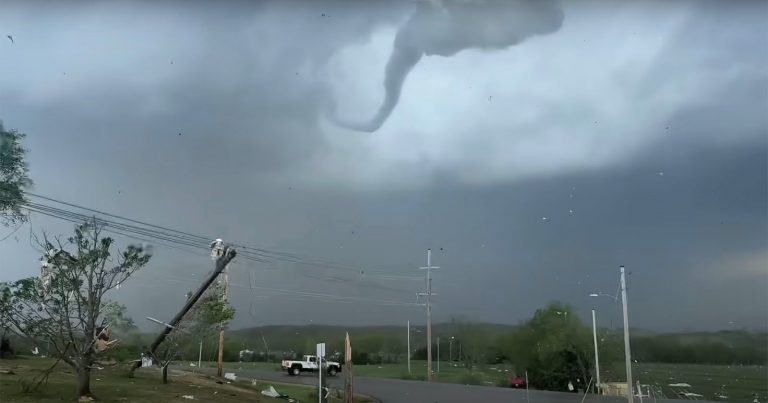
[1,0,766,332]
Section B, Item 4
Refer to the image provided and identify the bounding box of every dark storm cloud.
[0,0,765,331]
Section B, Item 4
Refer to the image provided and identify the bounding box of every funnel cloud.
[331,0,564,132]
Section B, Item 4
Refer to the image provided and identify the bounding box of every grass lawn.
[0,357,371,402]
[605,362,767,403]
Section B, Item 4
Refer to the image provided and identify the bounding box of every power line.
[18,193,384,271]
[12,193,422,297]
[158,274,421,308]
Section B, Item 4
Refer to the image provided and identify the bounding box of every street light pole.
[591,309,601,394]
[437,337,440,373]
[407,320,411,374]
[620,266,633,403]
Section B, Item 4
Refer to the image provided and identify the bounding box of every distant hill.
[229,323,517,355]
[226,324,767,365]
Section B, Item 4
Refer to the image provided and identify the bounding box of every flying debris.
[329,0,564,132]
[6,35,13,44]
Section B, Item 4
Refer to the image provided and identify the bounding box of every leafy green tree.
[0,121,32,225]
[502,303,593,391]
[0,221,151,400]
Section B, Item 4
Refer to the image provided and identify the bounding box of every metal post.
[449,337,453,363]
[620,266,633,403]
[437,336,440,373]
[217,266,230,377]
[592,309,601,394]
[198,338,203,370]
[407,320,411,374]
[526,371,530,403]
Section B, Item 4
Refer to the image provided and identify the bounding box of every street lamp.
[590,266,633,403]
[449,336,454,363]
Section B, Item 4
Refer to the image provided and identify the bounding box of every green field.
[0,357,370,403]
[609,362,768,403]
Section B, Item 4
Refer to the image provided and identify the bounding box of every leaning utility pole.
[212,239,231,377]
[418,249,439,382]
[129,242,236,375]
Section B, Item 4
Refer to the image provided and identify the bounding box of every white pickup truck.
[282,355,341,376]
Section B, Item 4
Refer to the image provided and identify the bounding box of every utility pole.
[407,320,411,374]
[592,309,601,394]
[418,249,439,382]
[620,266,633,403]
[437,336,440,373]
[129,242,236,375]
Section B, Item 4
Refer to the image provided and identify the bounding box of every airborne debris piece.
[6,35,12,44]
[224,372,237,381]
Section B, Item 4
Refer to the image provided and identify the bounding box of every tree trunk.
[162,364,169,384]
[77,366,92,399]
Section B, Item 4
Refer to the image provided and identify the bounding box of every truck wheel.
[291,366,301,376]
[327,367,337,376]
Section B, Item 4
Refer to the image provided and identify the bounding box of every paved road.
[184,365,672,403]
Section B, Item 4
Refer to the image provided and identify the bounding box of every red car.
[509,376,527,388]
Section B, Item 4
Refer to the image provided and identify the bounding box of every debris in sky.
[569,209,574,213]
[178,132,182,136]
[541,217,547,221]
[659,171,664,176]
[329,0,564,132]
[6,35,13,44]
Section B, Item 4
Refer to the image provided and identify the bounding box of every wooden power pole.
[129,244,236,375]
[418,249,438,381]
